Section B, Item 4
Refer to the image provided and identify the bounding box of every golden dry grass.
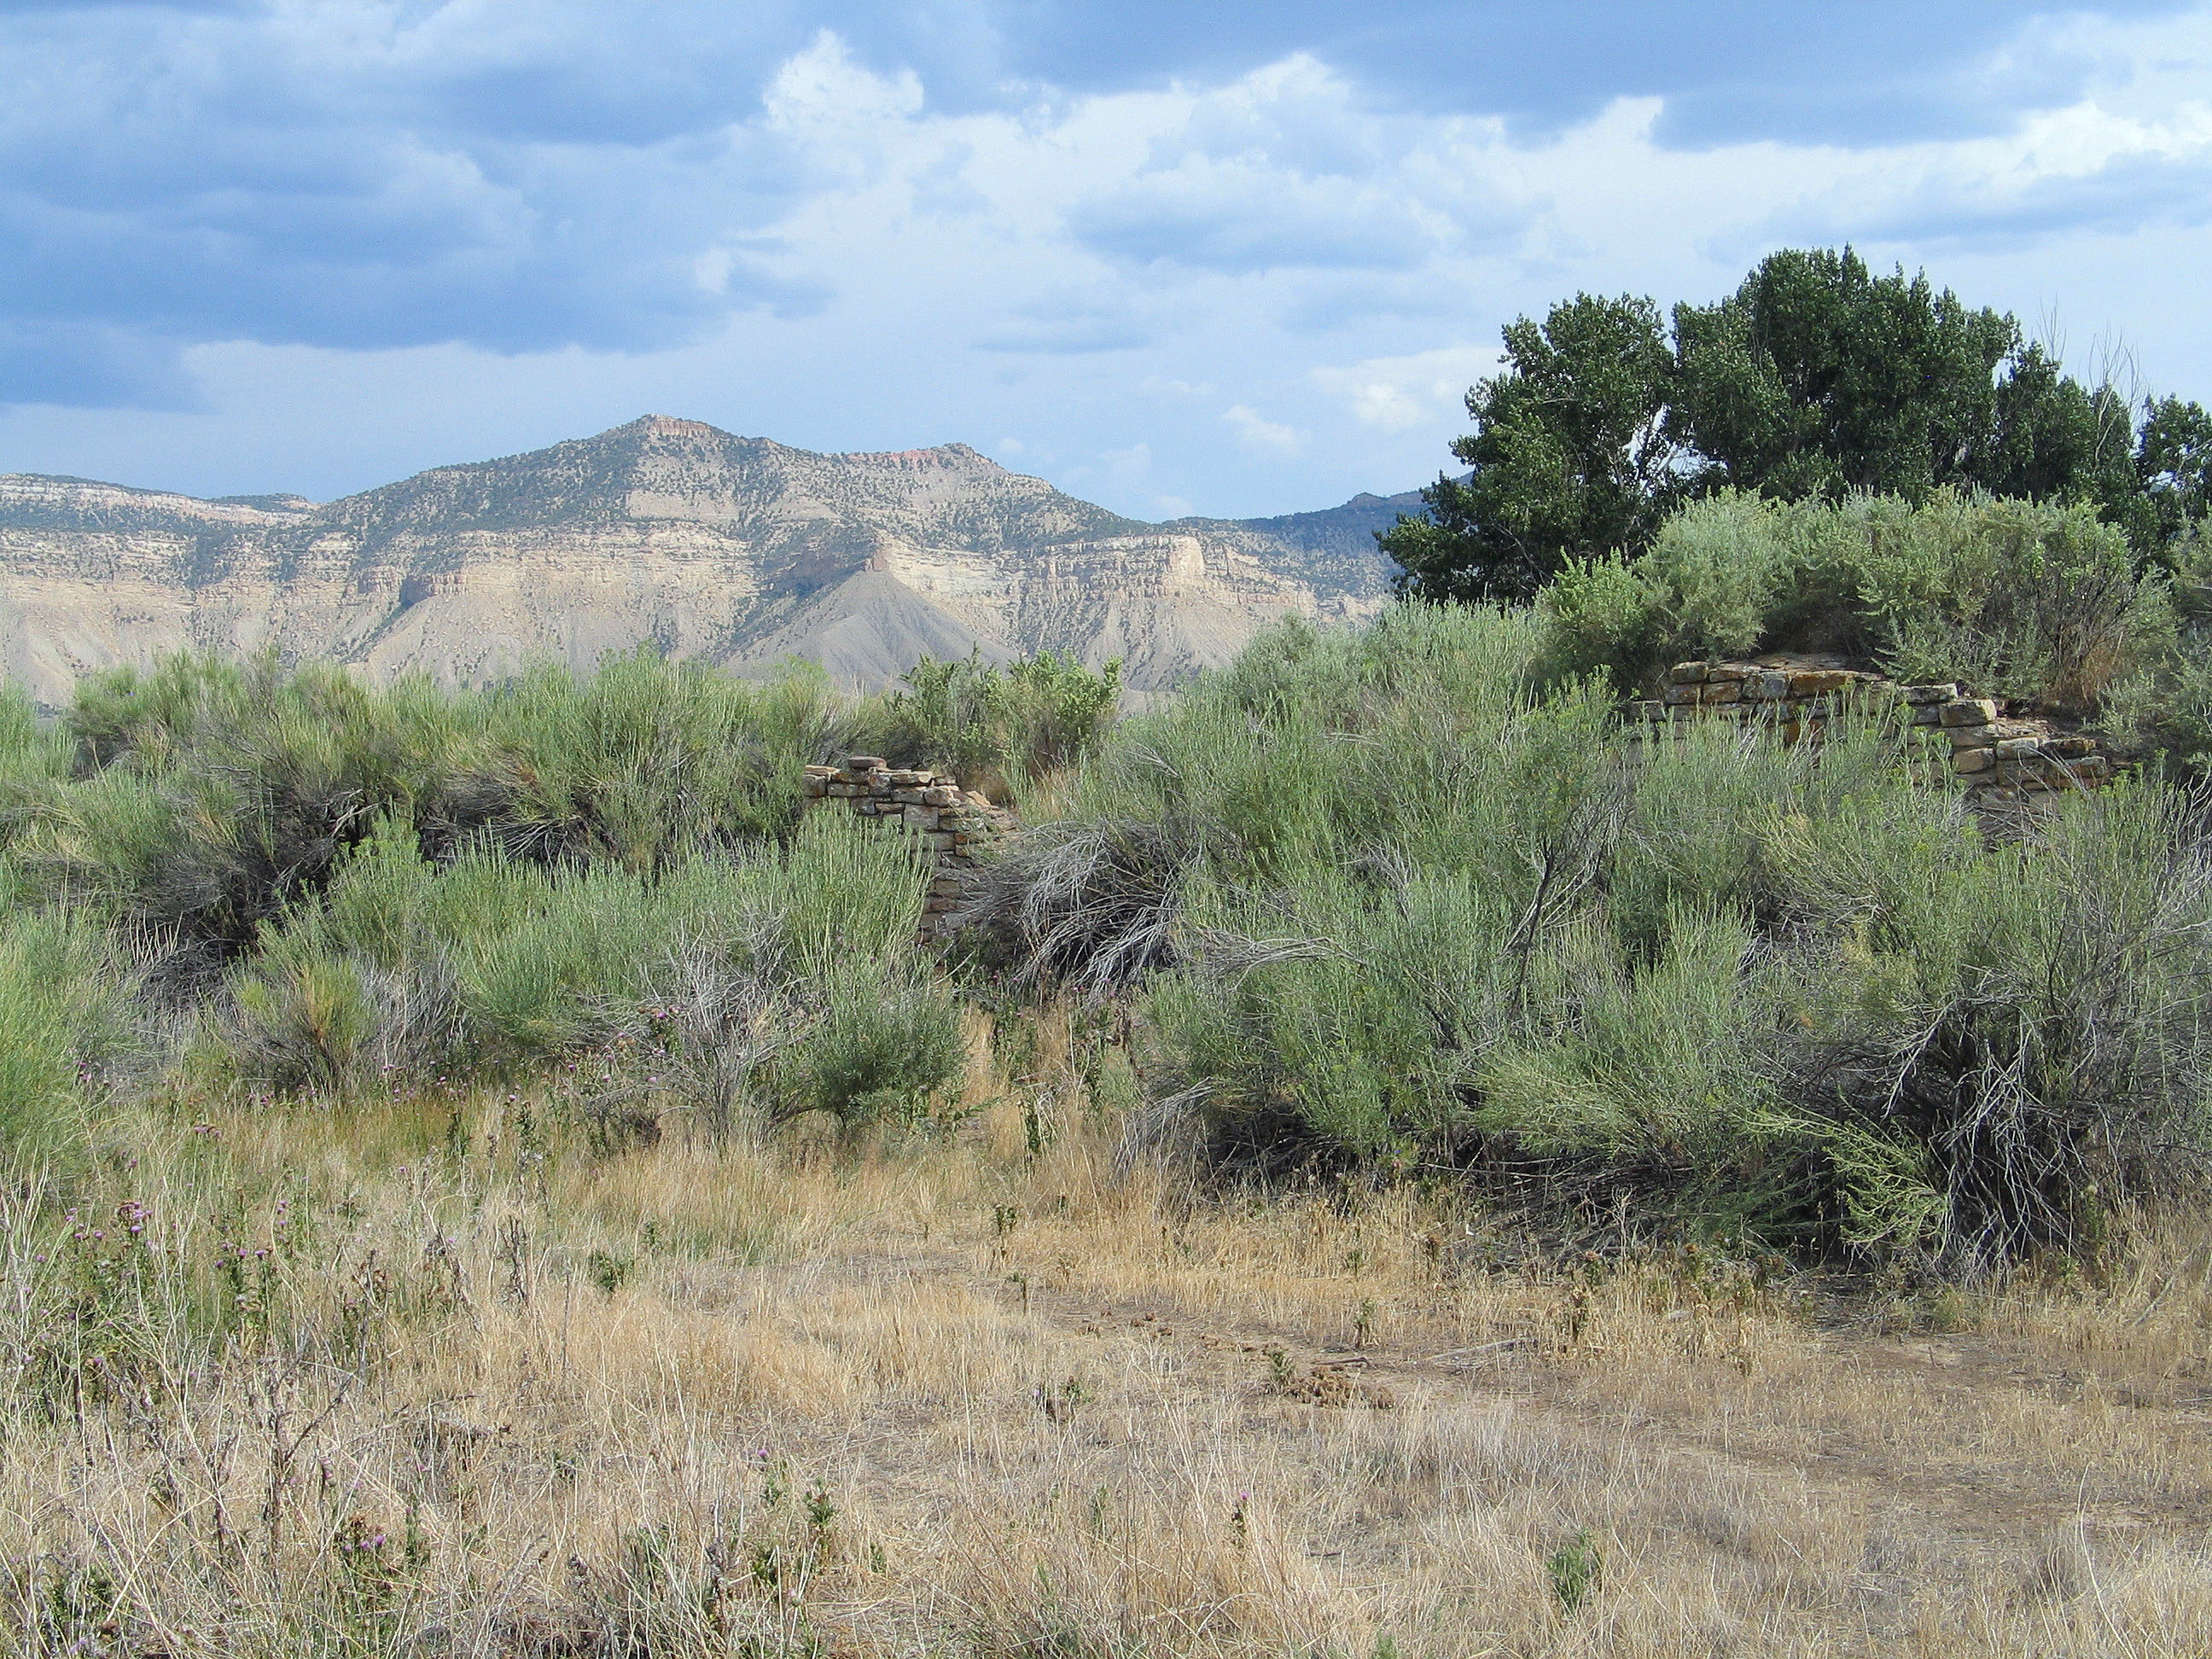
[5,1049,2211,1657]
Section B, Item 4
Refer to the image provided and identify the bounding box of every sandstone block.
[923,832,955,853]
[1909,704,1943,725]
[1903,684,1959,706]
[1788,669,1854,696]
[1948,725,1997,750]
[826,782,864,798]
[1662,684,1698,706]
[1706,662,1755,682]
[1747,672,1791,701]
[1668,662,1709,684]
[2045,735,2098,760]
[922,785,961,806]
[1700,682,1742,706]
[1953,748,1995,774]
[844,754,887,771]
[804,764,837,778]
[888,769,928,785]
[903,805,940,830]
[1940,699,1997,727]
[1994,736,2042,760]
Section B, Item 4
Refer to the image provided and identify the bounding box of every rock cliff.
[0,416,1407,703]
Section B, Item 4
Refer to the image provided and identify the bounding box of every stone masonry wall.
[1625,661,2116,814]
[801,755,1018,938]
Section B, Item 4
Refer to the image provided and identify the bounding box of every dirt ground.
[7,1086,2210,1657]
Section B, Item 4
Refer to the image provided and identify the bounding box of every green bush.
[8,599,2209,1275]
[24,653,482,946]
[0,687,70,851]
[992,605,2212,1266]
[223,808,952,1132]
[1516,551,1662,691]
[859,649,1121,798]
[0,911,131,1163]
[1533,489,2163,711]
[471,648,842,866]
[9,648,843,951]
[789,962,966,1130]
[1773,783,2212,1266]
[1834,492,2153,707]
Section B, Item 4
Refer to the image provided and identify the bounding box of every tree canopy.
[1384,247,2212,604]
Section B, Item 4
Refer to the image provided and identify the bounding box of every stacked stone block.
[1625,661,1896,742]
[1929,702,2110,806]
[1626,661,2116,814]
[801,755,1018,937]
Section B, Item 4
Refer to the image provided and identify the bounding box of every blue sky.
[3,2,2210,518]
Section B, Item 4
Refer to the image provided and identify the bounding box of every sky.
[3,2,2211,520]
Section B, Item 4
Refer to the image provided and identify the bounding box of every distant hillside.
[0,416,1409,704]
[1162,485,1427,601]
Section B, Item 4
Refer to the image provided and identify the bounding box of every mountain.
[0,416,1410,705]
[1160,486,1425,603]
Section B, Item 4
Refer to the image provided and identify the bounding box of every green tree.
[1668,247,2017,499]
[1382,294,1679,604]
[2129,395,2212,556]
[1383,247,2210,600]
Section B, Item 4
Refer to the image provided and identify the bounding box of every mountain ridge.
[0,416,1415,704]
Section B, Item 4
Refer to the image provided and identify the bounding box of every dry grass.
[5,1031,2211,1657]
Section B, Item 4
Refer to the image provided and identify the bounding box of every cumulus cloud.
[1103,440,1153,481]
[1223,405,1301,456]
[5,1,2212,520]
[1313,346,1500,433]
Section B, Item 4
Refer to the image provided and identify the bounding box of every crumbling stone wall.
[801,755,1017,937]
[1627,661,2116,813]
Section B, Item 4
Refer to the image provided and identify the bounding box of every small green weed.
[1546,1528,1603,1613]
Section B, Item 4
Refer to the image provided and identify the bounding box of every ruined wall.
[801,756,1017,936]
[1626,661,2116,813]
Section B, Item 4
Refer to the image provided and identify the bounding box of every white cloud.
[764,30,926,146]
[1313,346,1500,433]
[10,8,2212,520]
[692,248,735,294]
[1139,376,1219,401]
[1223,405,1301,457]
[1103,440,1151,481]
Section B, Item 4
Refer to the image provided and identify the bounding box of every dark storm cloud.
[0,0,2202,407]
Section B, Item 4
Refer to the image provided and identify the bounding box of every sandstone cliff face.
[0,416,1403,704]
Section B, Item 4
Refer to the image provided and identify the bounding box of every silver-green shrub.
[1010,604,2212,1268]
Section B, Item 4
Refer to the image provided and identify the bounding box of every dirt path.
[894,1241,2212,1553]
